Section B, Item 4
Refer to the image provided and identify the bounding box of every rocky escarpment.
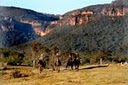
[0,16,39,47]
[0,6,59,47]
[38,16,128,54]
[49,10,95,27]
[101,1,128,16]
[20,19,52,36]
[0,6,59,37]
[49,0,128,28]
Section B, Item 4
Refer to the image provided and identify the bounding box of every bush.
[0,49,25,65]
[112,55,127,63]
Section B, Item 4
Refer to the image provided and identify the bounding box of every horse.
[66,54,74,70]
[73,55,80,70]
[66,53,80,70]
[54,57,61,72]
[50,52,62,72]
[37,59,46,73]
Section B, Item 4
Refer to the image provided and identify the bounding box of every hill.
[0,6,59,47]
[0,18,38,47]
[34,0,128,55]
[37,16,128,55]
[0,6,58,21]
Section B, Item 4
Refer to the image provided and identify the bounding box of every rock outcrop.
[49,10,95,28]
[0,6,59,37]
[63,10,94,26]
[48,0,128,29]
[0,17,37,47]
[101,5,128,16]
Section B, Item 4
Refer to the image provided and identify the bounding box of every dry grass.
[0,64,128,85]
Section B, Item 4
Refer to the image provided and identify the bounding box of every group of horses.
[66,53,81,70]
[37,52,81,73]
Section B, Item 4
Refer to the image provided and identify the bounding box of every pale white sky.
[0,0,114,14]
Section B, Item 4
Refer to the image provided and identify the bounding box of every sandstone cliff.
[47,0,128,31]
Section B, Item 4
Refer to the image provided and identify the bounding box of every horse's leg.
[51,64,55,71]
[75,64,78,70]
[66,62,69,70]
[74,61,78,69]
[53,66,55,71]
[75,64,77,69]
[57,66,60,72]
[66,63,68,69]
[76,61,80,71]
[58,66,60,72]
[77,64,79,70]
[71,63,73,70]
[39,66,43,73]
[74,63,76,69]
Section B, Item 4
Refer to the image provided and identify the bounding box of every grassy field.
[0,64,128,85]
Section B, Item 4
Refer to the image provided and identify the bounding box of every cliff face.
[101,5,128,16]
[0,6,59,47]
[0,17,37,47]
[48,10,95,31]
[39,16,128,54]
[48,0,128,29]
[60,10,94,26]
[0,6,59,37]
[38,4,128,36]
[102,7,123,16]
[20,19,52,36]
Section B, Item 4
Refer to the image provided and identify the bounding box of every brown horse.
[51,52,62,72]
[54,57,61,72]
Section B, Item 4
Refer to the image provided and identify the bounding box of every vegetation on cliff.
[39,16,128,54]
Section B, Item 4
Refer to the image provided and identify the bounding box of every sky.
[0,0,114,14]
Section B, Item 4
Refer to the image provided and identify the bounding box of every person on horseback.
[54,53,61,72]
[73,53,80,70]
[38,53,46,73]
[66,53,74,70]
[66,52,81,70]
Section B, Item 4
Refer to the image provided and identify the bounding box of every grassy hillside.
[38,16,128,55]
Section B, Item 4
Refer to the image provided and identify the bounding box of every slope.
[38,16,128,54]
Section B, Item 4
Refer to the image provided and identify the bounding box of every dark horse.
[66,53,80,70]
[73,53,80,70]
[37,59,46,73]
[66,54,74,70]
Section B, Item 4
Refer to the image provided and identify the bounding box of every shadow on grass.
[80,64,109,70]
[0,65,29,71]
[0,67,16,70]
